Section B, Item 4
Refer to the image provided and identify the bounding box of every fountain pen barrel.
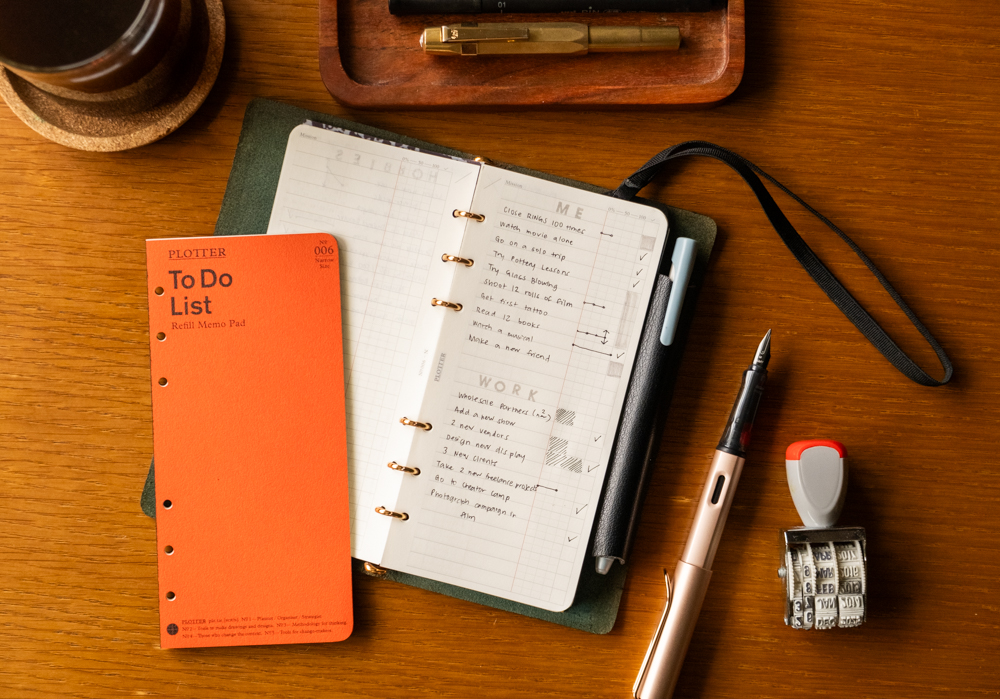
[588,26,681,52]
[421,23,680,55]
[633,560,713,699]
[716,366,767,457]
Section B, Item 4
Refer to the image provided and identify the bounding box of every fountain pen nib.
[753,329,772,369]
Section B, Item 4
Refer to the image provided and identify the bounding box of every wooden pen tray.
[319,0,743,108]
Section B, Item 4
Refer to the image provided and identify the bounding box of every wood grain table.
[1,1,997,697]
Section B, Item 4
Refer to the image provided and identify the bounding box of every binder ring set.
[378,419,431,517]
[399,417,432,430]
[453,209,485,222]
[431,298,463,311]
[441,253,474,266]
[387,461,421,475]
[374,207,487,523]
[375,506,409,520]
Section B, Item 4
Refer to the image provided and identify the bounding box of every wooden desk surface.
[2,1,997,697]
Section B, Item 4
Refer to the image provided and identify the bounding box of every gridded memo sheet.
[267,123,481,563]
[381,166,668,611]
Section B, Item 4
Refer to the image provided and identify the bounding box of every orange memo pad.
[146,232,352,648]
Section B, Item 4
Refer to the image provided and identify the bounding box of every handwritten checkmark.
[636,269,643,276]
[633,280,641,288]
[594,435,602,442]
[640,253,648,260]
[568,536,578,542]
[576,504,588,514]
[617,352,624,359]
[588,463,600,473]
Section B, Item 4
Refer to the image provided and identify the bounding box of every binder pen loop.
[400,416,433,430]
[387,461,421,476]
[375,506,409,520]
[442,253,474,266]
[453,209,485,222]
[431,298,463,311]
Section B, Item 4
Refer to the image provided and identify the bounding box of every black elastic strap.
[612,141,952,386]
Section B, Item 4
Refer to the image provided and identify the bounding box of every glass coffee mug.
[0,0,188,112]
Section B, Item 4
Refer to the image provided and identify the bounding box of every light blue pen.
[660,237,697,346]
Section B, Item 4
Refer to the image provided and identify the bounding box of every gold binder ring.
[400,417,432,431]
[441,253,474,267]
[364,561,388,576]
[375,506,409,520]
[387,461,421,476]
[431,298,463,311]
[453,209,485,222]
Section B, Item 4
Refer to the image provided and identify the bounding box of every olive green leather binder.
[141,98,716,634]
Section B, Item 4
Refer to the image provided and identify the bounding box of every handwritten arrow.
[584,301,606,309]
[572,343,612,357]
[599,231,613,237]
[537,484,558,492]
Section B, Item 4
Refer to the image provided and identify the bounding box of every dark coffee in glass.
[0,0,181,93]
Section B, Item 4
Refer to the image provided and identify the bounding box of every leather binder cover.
[141,98,716,634]
[147,232,353,648]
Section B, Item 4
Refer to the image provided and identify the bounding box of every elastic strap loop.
[612,141,951,386]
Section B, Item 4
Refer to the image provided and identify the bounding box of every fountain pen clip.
[440,23,530,43]
[633,570,674,697]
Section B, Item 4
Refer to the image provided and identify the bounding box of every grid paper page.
[382,166,668,611]
[267,124,481,562]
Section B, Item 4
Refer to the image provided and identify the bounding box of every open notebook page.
[381,166,668,611]
[266,124,482,563]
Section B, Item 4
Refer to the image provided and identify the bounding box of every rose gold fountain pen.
[634,330,771,699]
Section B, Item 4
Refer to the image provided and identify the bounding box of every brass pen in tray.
[421,22,681,56]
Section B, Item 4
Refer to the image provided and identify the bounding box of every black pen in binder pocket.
[592,237,698,575]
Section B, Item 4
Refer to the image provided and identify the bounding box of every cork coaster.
[0,0,225,152]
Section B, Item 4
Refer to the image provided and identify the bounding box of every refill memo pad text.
[267,124,668,612]
[146,232,353,648]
